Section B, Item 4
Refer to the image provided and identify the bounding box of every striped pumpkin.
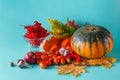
[71,24,113,58]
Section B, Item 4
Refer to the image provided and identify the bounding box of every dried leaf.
[71,66,86,76]
[101,57,116,68]
[86,59,103,66]
[72,57,116,68]
[102,60,112,68]
[57,64,86,76]
[105,57,117,63]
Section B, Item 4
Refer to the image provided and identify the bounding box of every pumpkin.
[71,24,113,58]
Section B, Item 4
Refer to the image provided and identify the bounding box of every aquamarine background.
[0,0,120,80]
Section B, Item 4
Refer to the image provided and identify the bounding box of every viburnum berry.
[24,21,49,39]
[24,21,49,47]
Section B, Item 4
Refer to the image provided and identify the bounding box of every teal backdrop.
[0,0,120,80]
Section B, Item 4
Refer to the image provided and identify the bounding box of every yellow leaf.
[57,64,86,76]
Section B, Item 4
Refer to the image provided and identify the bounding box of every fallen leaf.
[72,57,116,68]
[57,64,86,76]
[102,60,112,68]
[56,57,116,77]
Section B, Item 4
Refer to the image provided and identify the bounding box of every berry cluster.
[24,21,49,38]
[24,21,49,47]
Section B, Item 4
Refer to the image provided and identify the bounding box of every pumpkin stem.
[87,27,96,31]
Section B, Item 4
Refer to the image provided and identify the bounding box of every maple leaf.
[72,57,116,69]
[57,64,86,76]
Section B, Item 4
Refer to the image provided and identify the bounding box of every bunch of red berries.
[24,21,49,39]
[24,21,49,47]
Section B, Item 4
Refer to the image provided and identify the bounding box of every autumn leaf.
[72,57,116,69]
[56,57,116,77]
[57,64,86,76]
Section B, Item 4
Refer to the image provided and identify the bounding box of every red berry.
[24,21,49,47]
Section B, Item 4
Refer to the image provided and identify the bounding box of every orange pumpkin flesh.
[71,24,114,59]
